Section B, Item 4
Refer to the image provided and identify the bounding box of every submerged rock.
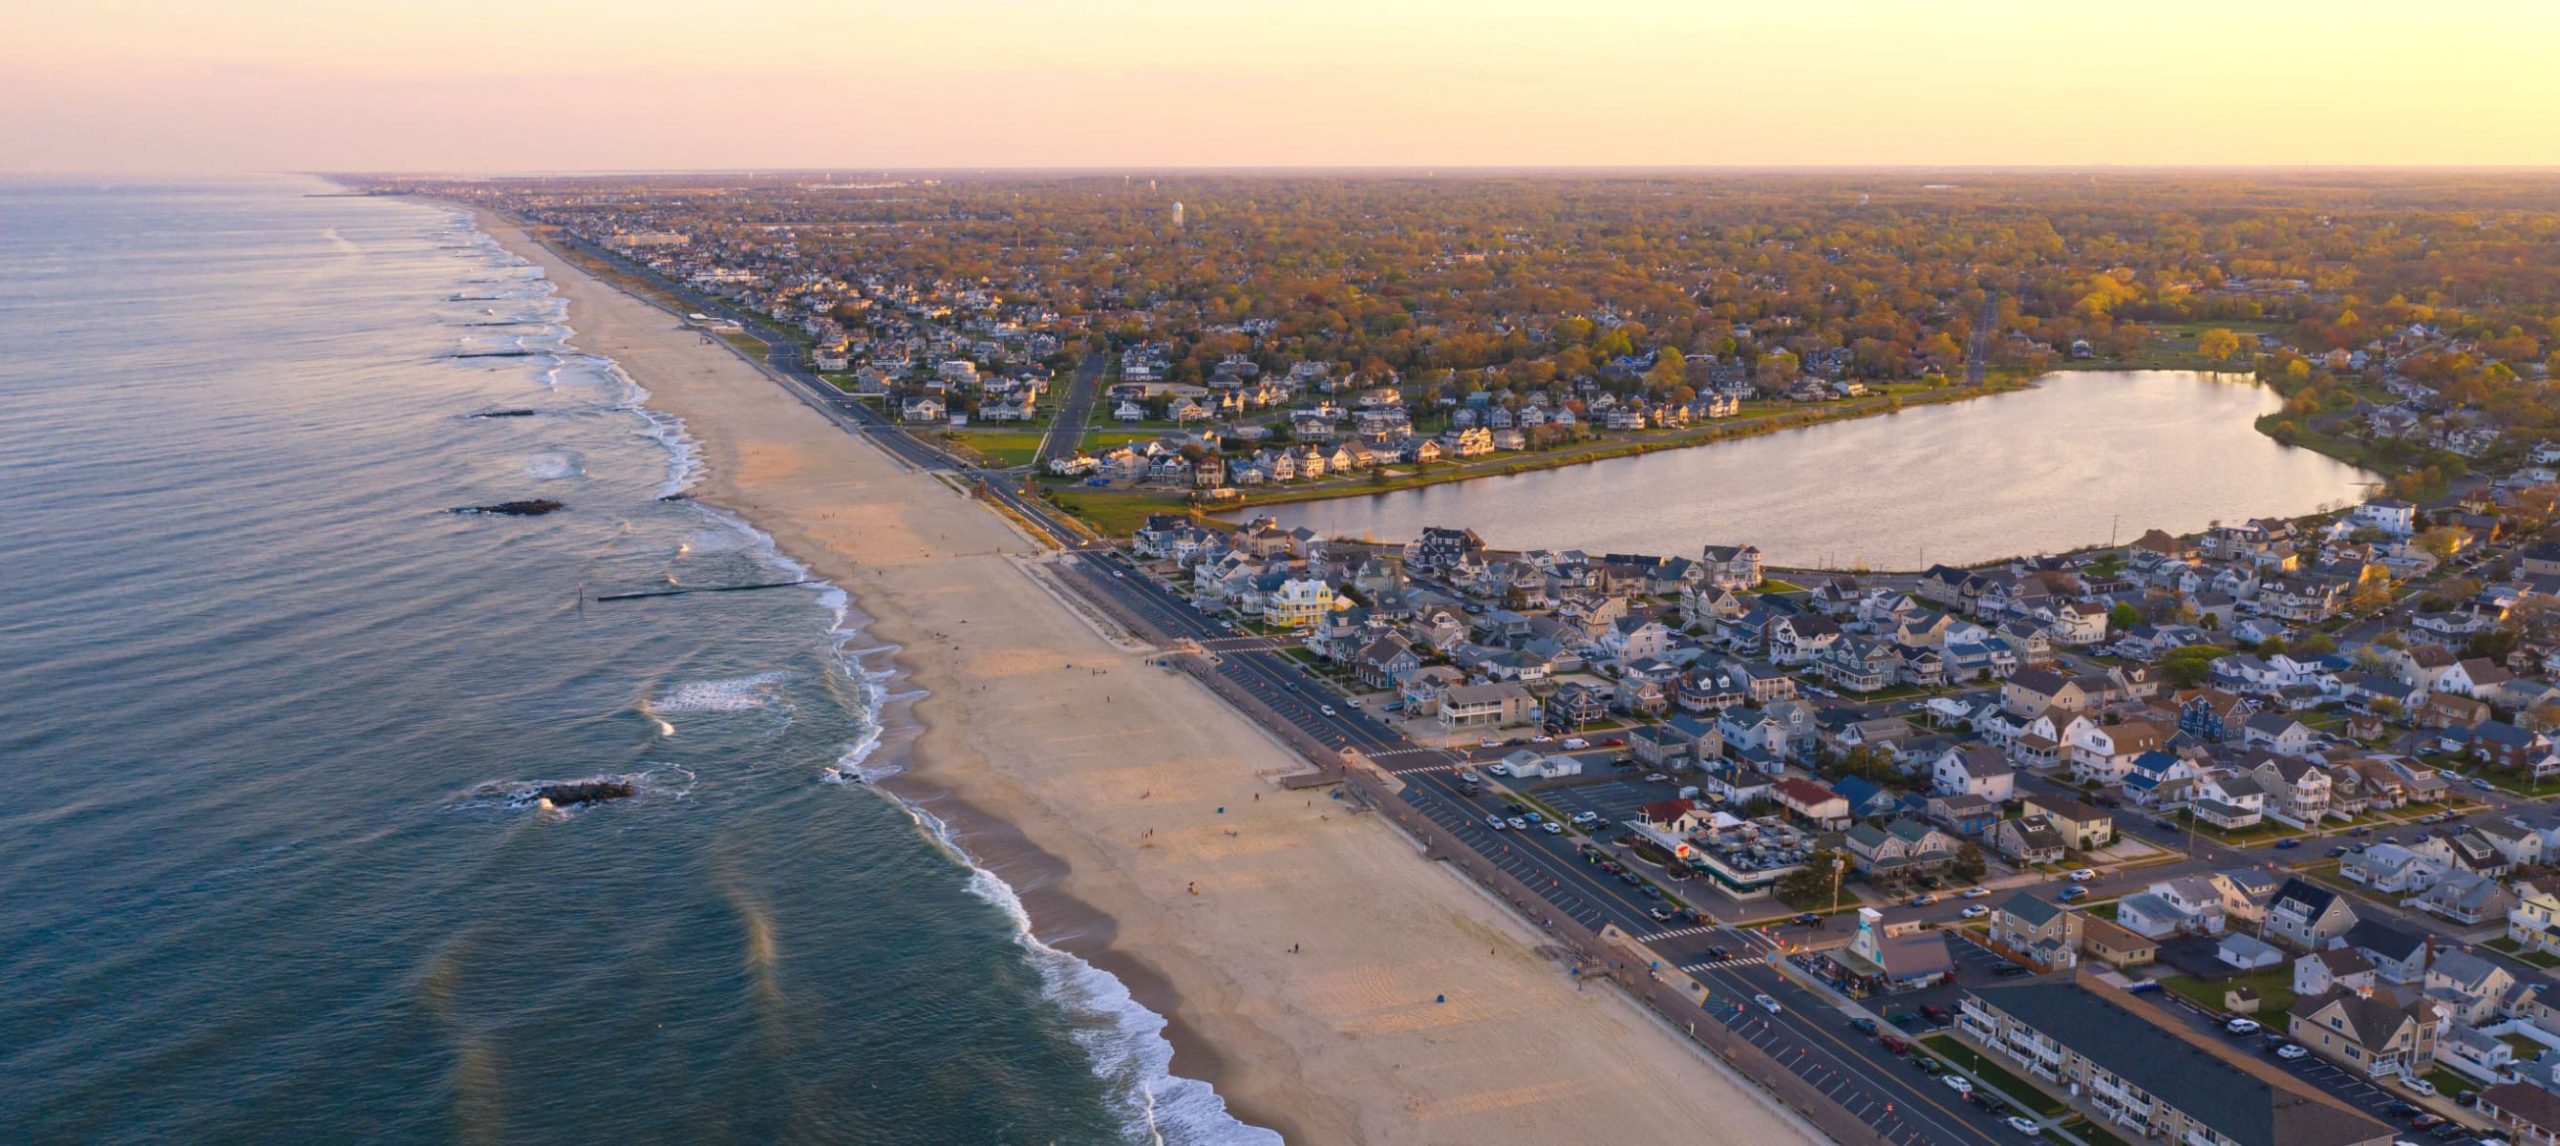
[451,499,564,517]
[531,779,634,806]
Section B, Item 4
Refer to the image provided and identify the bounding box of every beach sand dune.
[483,214,1819,1146]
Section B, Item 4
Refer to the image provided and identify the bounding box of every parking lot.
[2145,990,2495,1144]
[1531,774,1681,826]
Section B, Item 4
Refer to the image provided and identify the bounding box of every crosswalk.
[1680,956,1766,973]
[1645,924,1723,941]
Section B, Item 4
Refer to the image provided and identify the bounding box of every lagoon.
[1239,371,2375,570]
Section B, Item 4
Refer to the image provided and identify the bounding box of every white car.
[1506,817,1528,831]
[1562,737,1589,750]
[1487,763,1512,777]
[1644,773,1671,784]
[1942,1074,1974,1096]
[1479,739,1500,749]
[1570,811,1599,825]
[2403,1076,2437,1096]
[1960,904,1990,919]
[2005,1115,2040,1135]
[1320,705,1337,716]
[1960,887,1992,899]
[2067,869,2097,882]
[2276,1044,2309,1060]
[1458,770,1483,785]
[1754,993,1782,1014]
[2225,1017,2261,1035]
[1483,815,1504,831]
[1541,821,1562,835]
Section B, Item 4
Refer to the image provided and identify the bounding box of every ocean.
[0,176,1266,1144]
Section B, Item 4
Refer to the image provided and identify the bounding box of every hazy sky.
[9,0,2560,173]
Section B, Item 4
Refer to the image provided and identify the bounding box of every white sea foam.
[648,671,793,714]
[522,452,582,481]
[915,807,1280,1146]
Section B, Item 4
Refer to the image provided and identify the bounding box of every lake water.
[1241,372,2375,569]
[0,177,1261,1144]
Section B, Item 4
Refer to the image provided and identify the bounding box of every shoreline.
[468,206,1823,1145]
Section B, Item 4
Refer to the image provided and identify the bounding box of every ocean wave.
[921,808,1280,1146]
[647,671,794,715]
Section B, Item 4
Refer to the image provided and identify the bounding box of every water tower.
[1170,201,1185,228]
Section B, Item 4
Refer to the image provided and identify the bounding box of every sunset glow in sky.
[9,0,2559,173]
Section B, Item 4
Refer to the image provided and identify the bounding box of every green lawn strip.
[1920,1034,2070,1117]
[2062,1117,2135,1146]
[943,428,1053,467]
[1044,490,1195,536]
[2161,966,2298,1019]
[2425,1066,2477,1098]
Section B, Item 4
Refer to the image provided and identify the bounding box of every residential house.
[1986,814,2069,865]
[2337,919,2433,985]
[2412,870,2518,926]
[2021,794,2114,851]
[2294,948,2378,1000]
[1843,817,1958,883]
[1988,892,2081,970]
[2479,1083,2560,1146]
[1437,682,1534,731]
[2341,843,2448,894]
[2069,719,2168,786]
[2512,881,2560,958]
[2264,877,2360,950]
[2425,949,2522,1027]
[2241,712,2317,756]
[2289,988,2440,1079]
[1932,745,2016,801]
[1772,778,1852,831]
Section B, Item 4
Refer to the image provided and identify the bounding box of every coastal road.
[1037,353,1103,466]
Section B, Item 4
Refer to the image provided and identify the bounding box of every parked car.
[2058,886,2089,903]
[1960,886,1992,899]
[2273,837,2302,850]
[1505,817,1527,831]
[1483,815,1504,830]
[1562,737,1589,750]
[1542,821,1562,835]
[1911,893,1939,906]
[1754,994,1782,1014]
[1648,907,1673,922]
[1879,1034,1909,1054]
[1793,913,1825,928]
[1961,904,1990,919]
[1644,772,1671,784]
[1995,964,2034,978]
[2403,1076,2436,1097]
[1319,705,1337,716]
[1942,1074,1974,1096]
[1848,1017,1879,1035]
[1569,810,1599,825]
[2005,1115,2041,1135]
[2067,868,2097,882]
[2474,777,2498,791]
[2225,1017,2262,1036]
[2275,1043,2309,1061]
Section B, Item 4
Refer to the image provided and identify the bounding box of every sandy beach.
[479,212,1820,1146]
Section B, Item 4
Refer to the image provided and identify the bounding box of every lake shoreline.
[1232,369,2377,571]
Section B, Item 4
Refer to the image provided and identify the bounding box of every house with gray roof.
[1960,982,2394,1146]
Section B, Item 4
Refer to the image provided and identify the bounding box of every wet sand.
[478,211,1822,1146]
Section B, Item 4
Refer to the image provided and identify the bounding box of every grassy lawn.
[1922,1035,2069,1117]
[717,330,769,357]
[1759,578,1808,594]
[2450,766,2560,798]
[943,428,1053,468]
[2163,966,2298,1019]
[2424,1066,2476,1098]
[1044,490,1195,536]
